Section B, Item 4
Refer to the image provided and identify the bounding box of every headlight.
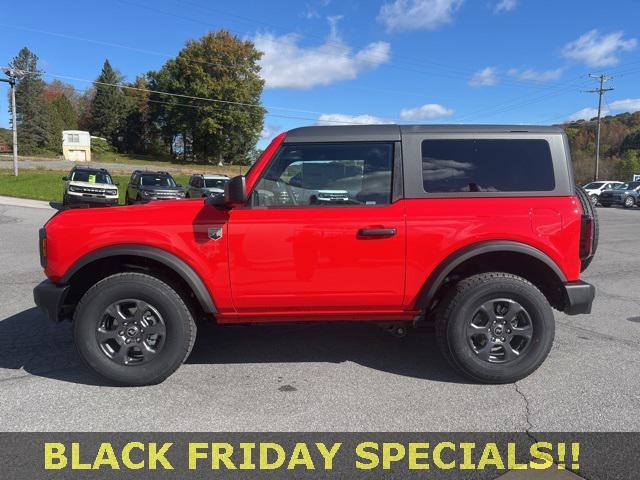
[107,189,118,196]
[68,185,80,192]
[142,190,153,196]
[177,191,186,197]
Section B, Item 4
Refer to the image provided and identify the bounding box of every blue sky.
[1,0,639,147]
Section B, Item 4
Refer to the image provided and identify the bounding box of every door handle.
[357,228,397,238]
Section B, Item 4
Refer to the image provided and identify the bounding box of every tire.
[623,196,635,208]
[73,272,197,386]
[125,193,130,205]
[62,194,68,206]
[575,185,599,271]
[435,272,555,384]
[589,194,599,206]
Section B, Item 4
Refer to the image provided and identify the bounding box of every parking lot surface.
[0,202,639,432]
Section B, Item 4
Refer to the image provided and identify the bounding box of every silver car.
[186,174,230,198]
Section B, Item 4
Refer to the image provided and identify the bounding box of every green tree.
[149,30,265,164]
[120,76,155,154]
[8,47,50,154]
[616,150,640,180]
[90,59,126,144]
[45,89,78,152]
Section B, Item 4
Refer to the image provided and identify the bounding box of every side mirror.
[62,176,68,181]
[114,182,120,186]
[224,175,246,205]
[176,183,183,188]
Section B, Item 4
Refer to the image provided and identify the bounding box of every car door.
[227,141,406,313]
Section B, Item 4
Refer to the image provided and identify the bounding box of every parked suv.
[582,180,623,205]
[186,174,230,198]
[62,166,119,207]
[598,181,640,208]
[34,125,596,386]
[125,170,185,204]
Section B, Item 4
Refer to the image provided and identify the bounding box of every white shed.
[62,130,91,162]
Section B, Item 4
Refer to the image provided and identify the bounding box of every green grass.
[0,170,190,205]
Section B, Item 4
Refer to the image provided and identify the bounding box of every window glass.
[204,178,228,189]
[140,175,176,187]
[252,143,393,207]
[71,170,113,184]
[584,182,604,189]
[421,139,555,193]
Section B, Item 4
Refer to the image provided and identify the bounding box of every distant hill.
[560,111,640,184]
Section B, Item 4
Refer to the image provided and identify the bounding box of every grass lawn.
[0,170,190,205]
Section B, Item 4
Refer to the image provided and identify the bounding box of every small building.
[62,130,91,162]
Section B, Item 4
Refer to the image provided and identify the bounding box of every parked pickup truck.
[34,125,597,386]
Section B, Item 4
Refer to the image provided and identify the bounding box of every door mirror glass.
[225,175,246,205]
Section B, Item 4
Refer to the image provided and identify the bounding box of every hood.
[69,180,116,189]
[140,185,184,192]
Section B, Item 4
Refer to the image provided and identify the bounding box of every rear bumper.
[563,281,596,315]
[33,280,69,322]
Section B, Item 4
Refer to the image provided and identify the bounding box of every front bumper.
[33,280,70,322]
[563,281,596,315]
[66,193,118,206]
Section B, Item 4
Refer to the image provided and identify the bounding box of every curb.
[0,196,53,210]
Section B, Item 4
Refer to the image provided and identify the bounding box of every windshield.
[141,175,176,187]
[204,178,228,189]
[71,170,113,184]
[584,182,604,189]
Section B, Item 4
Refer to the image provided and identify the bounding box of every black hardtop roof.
[284,124,564,143]
[134,170,173,176]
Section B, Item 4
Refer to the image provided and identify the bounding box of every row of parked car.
[61,165,231,207]
[583,180,640,208]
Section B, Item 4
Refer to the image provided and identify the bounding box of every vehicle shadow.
[0,308,469,386]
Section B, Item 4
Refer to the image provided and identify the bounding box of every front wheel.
[73,272,197,386]
[624,196,635,208]
[590,194,599,205]
[435,272,554,384]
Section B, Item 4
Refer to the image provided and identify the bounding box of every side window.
[189,176,196,187]
[197,178,204,188]
[421,139,555,193]
[251,143,394,207]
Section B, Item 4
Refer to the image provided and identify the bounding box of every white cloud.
[316,114,391,125]
[610,98,640,113]
[469,67,498,87]
[507,67,563,82]
[562,30,637,67]
[494,0,517,13]
[260,124,281,140]
[378,0,464,32]
[400,103,454,120]
[255,18,391,89]
[567,107,607,122]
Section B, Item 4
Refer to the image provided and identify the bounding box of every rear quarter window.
[421,139,555,193]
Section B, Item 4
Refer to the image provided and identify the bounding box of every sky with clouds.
[0,0,639,147]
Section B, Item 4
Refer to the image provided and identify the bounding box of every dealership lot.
[0,201,639,432]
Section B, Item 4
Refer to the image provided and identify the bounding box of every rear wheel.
[73,272,196,386]
[624,196,635,208]
[589,194,599,205]
[435,272,555,384]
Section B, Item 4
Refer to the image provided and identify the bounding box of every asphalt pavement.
[0,201,639,432]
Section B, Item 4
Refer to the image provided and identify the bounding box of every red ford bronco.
[34,125,597,386]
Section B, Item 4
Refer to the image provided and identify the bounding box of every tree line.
[6,30,265,165]
[564,111,640,183]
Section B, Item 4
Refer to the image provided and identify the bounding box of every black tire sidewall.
[74,275,192,386]
[444,278,554,383]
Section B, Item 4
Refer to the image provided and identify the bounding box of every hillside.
[561,111,640,184]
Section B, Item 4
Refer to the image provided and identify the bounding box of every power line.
[585,74,614,181]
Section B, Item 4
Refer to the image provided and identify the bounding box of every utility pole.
[586,74,614,182]
[1,68,21,177]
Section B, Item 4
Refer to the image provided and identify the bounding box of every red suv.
[34,125,597,386]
